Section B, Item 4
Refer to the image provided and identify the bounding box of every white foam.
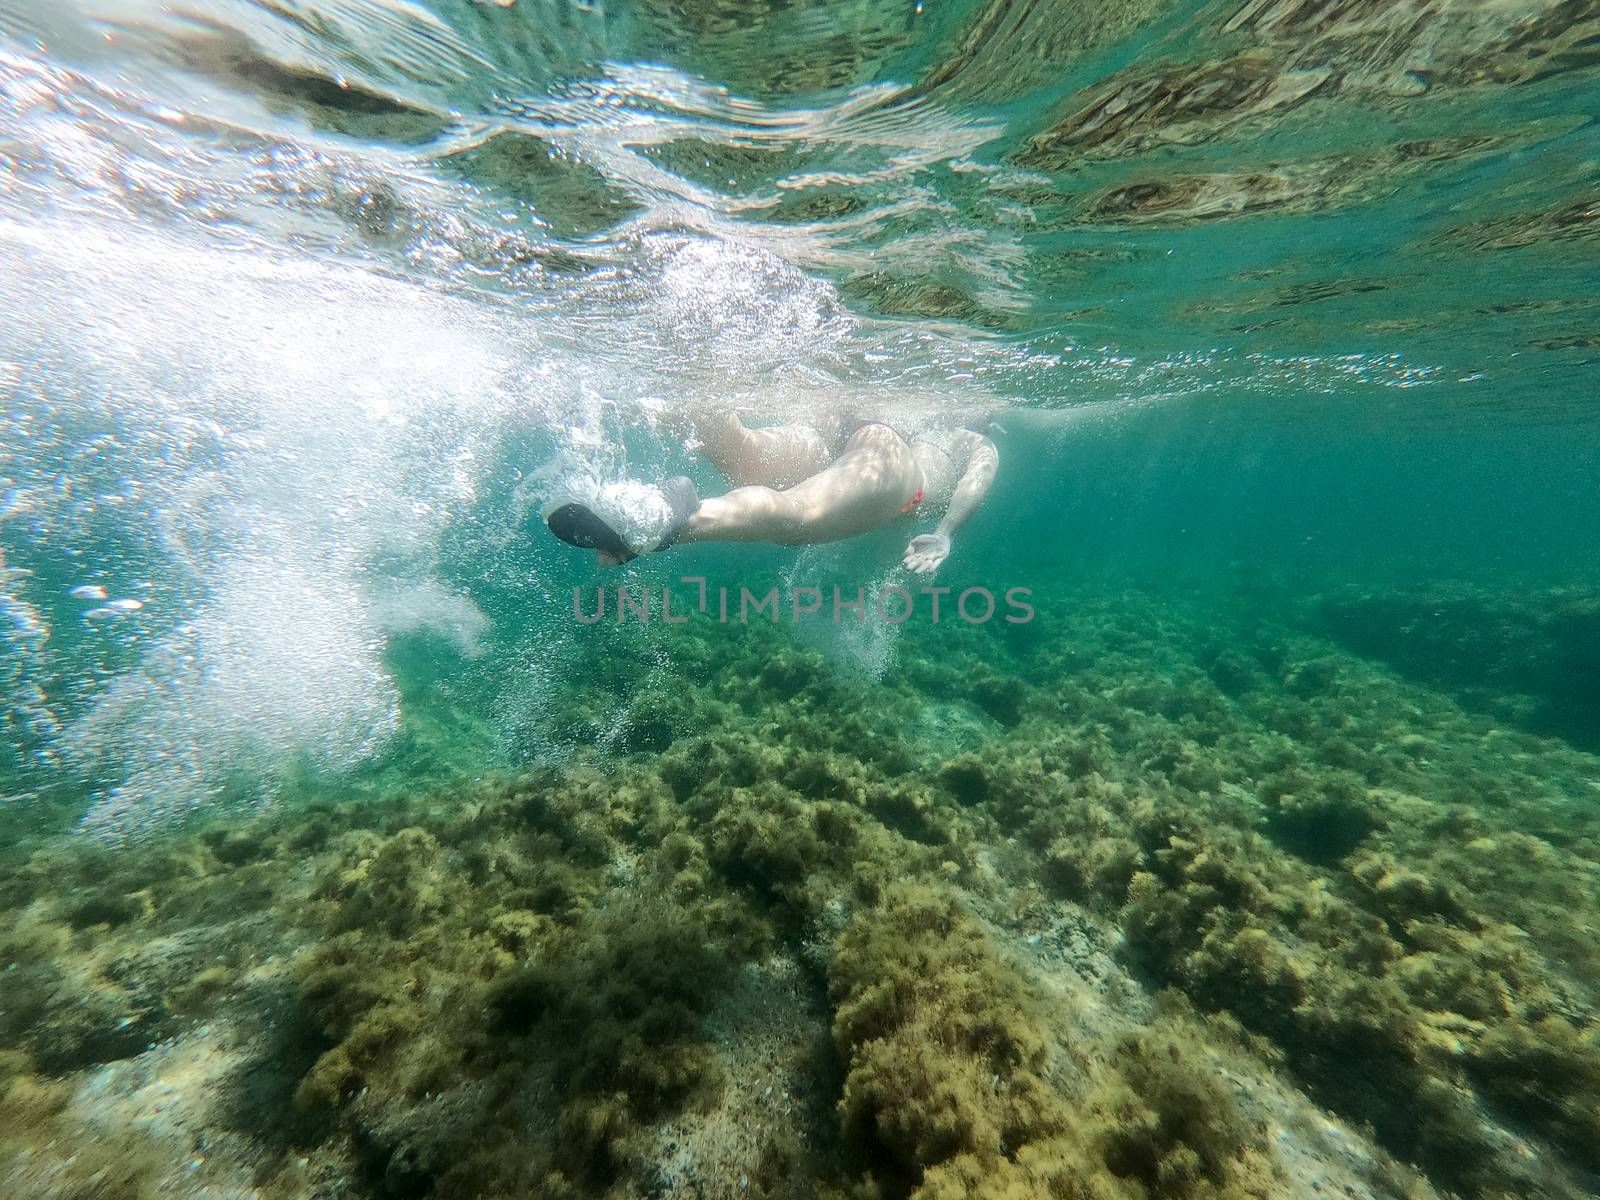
[0,214,532,837]
[368,579,491,658]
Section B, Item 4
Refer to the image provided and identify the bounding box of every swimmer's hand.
[902,531,950,575]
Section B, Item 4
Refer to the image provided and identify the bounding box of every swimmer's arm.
[902,435,997,574]
[935,434,998,541]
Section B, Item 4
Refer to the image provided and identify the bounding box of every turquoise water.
[2,2,1599,1198]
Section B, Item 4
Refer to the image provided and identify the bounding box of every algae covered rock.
[1259,769,1380,863]
[826,883,1283,1200]
[2,580,1598,1200]
[828,885,1070,1196]
[1084,1021,1277,1200]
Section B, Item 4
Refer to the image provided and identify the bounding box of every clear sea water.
[1,2,1598,1198]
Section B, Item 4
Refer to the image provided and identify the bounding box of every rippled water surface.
[2,2,1599,1199]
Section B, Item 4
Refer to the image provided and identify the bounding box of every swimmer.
[546,410,999,575]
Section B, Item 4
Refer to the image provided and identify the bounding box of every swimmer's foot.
[546,503,638,565]
[654,476,699,552]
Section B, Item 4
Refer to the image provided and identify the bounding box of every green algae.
[825,883,1281,1200]
[276,774,767,1196]
[1,581,1598,1199]
[0,1061,166,1200]
[829,886,1065,1185]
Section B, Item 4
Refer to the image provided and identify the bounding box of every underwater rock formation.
[2,582,1598,1199]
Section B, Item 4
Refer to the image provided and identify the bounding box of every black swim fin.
[546,478,698,562]
[546,503,638,563]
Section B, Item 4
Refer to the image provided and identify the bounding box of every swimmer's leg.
[547,424,915,558]
[689,410,834,489]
